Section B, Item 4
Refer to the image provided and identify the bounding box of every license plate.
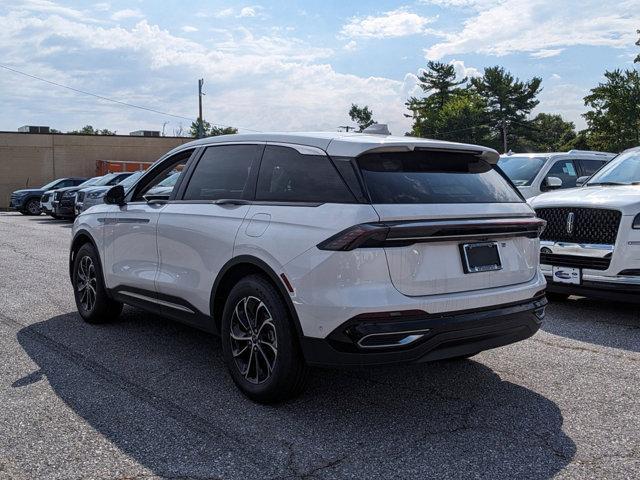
[552,266,581,285]
[461,242,502,273]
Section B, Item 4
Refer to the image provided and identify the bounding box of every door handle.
[214,199,250,205]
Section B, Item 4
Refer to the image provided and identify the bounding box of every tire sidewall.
[221,276,300,400]
[73,243,117,322]
[26,198,41,215]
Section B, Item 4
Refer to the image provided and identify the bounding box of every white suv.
[531,147,640,302]
[498,150,615,199]
[70,132,547,402]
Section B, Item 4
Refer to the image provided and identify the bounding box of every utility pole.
[501,119,508,153]
[197,78,205,138]
[339,125,355,132]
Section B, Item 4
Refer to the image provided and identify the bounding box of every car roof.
[500,150,616,160]
[171,132,501,163]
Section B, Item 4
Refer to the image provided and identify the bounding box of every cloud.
[181,25,198,33]
[530,48,563,58]
[449,59,481,79]
[343,40,357,51]
[239,7,257,17]
[535,83,589,129]
[341,9,435,39]
[0,8,413,134]
[424,0,640,59]
[111,9,144,21]
[93,3,110,12]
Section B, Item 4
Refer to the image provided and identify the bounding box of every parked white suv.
[531,147,640,302]
[70,132,547,402]
[498,150,615,199]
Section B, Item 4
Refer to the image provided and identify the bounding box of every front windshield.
[118,171,144,188]
[41,179,63,190]
[157,172,180,187]
[78,176,102,187]
[497,156,547,186]
[587,151,640,185]
[92,173,119,186]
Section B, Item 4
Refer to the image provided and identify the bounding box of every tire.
[546,292,570,301]
[221,274,309,403]
[24,198,41,216]
[72,243,123,324]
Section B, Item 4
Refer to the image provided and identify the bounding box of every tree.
[430,90,491,146]
[582,69,640,152]
[416,61,467,110]
[348,104,376,132]
[636,30,640,63]
[189,119,237,137]
[67,125,116,135]
[516,113,577,152]
[470,66,542,152]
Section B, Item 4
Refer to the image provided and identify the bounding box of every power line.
[0,64,262,133]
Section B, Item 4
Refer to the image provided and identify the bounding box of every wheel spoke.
[257,345,274,374]
[230,295,278,385]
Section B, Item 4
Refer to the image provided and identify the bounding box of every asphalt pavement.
[0,211,638,479]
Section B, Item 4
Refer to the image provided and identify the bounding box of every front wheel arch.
[69,230,100,282]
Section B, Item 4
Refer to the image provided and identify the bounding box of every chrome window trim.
[265,142,326,156]
[540,240,614,258]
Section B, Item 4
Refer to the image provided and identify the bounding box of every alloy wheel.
[76,255,97,312]
[27,200,40,215]
[229,296,278,384]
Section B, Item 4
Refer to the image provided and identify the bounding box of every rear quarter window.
[256,145,356,203]
[358,150,522,204]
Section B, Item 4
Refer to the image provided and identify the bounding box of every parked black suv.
[10,177,87,215]
[52,173,133,219]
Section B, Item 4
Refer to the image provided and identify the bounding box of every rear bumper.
[300,296,546,367]
[545,275,640,303]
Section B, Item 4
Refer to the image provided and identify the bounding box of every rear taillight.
[317,217,546,251]
[317,224,389,251]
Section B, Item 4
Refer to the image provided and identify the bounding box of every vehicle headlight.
[87,191,106,199]
[63,191,76,198]
[633,213,640,229]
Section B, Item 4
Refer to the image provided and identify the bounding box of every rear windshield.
[357,151,522,204]
[498,155,547,186]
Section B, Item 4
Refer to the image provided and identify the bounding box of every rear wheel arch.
[210,256,302,339]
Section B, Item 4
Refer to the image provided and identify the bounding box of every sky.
[1,0,638,136]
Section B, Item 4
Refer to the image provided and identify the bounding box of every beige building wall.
[0,132,191,209]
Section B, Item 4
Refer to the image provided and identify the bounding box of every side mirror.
[576,176,589,187]
[104,185,126,206]
[543,176,563,190]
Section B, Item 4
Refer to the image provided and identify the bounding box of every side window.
[132,150,193,201]
[256,145,355,203]
[57,180,74,188]
[546,160,578,188]
[72,179,85,186]
[578,159,605,177]
[182,145,260,200]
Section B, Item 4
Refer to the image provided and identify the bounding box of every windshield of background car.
[497,156,547,186]
[92,173,121,186]
[586,151,640,185]
[77,176,102,187]
[117,171,144,188]
[41,179,63,189]
[156,172,180,187]
[357,150,523,204]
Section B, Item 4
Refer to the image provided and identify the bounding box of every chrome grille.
[535,207,621,245]
[54,191,64,201]
[76,191,85,202]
